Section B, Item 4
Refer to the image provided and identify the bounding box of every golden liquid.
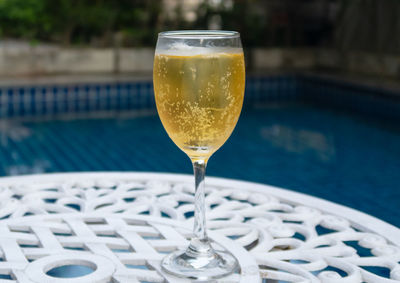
[153,52,245,159]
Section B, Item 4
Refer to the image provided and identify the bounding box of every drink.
[153,51,245,159]
[154,31,244,280]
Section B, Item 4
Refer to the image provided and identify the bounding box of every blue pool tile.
[7,89,14,117]
[84,85,90,112]
[52,87,58,114]
[72,86,79,112]
[105,84,111,110]
[135,84,141,109]
[29,88,36,116]
[60,87,68,113]
[95,86,101,111]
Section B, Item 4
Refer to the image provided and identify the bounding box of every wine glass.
[153,30,245,280]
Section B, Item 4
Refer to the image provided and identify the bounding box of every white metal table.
[0,172,399,282]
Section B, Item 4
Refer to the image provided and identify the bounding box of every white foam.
[156,43,242,56]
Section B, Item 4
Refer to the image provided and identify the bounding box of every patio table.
[0,172,399,282]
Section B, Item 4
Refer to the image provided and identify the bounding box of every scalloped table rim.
[0,172,398,247]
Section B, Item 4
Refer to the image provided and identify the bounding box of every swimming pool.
[0,75,399,227]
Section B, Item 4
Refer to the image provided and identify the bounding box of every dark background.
[0,0,399,54]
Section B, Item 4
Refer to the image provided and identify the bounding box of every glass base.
[161,245,238,280]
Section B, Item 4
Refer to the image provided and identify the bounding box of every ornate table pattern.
[0,172,399,282]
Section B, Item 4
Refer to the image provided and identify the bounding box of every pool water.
[0,102,399,227]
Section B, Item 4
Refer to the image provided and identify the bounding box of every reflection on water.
[0,120,51,175]
[260,125,335,162]
[6,160,51,175]
[0,120,31,144]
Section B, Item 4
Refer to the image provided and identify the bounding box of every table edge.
[0,171,398,246]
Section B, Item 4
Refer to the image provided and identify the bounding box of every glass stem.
[193,159,207,240]
[186,158,215,258]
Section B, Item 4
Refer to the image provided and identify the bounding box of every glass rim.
[158,30,240,39]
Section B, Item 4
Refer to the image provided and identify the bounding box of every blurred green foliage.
[0,0,50,40]
[0,0,163,46]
